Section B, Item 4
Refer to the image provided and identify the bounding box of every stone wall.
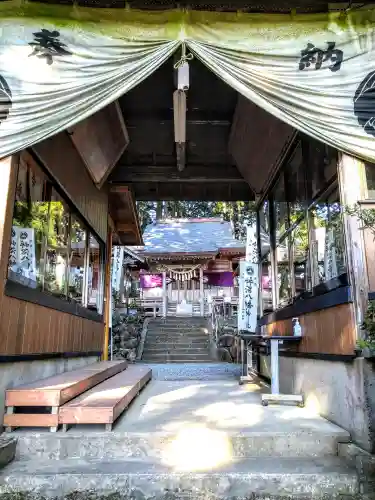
[260,355,375,453]
[0,356,100,432]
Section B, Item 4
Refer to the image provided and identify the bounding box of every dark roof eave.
[218,247,246,255]
[143,251,218,260]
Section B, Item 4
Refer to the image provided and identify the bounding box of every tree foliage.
[136,200,256,241]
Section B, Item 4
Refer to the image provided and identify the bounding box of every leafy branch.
[345,203,375,239]
[361,300,375,350]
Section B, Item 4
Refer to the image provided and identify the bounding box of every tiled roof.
[138,218,244,255]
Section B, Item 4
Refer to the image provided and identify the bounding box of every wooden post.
[162,271,167,318]
[102,227,113,361]
[199,266,204,316]
[338,152,368,340]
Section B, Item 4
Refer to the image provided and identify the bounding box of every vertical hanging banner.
[238,224,259,332]
[8,226,37,287]
[245,223,258,263]
[324,228,338,280]
[111,246,124,292]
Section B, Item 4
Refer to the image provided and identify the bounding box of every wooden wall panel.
[33,132,108,242]
[265,303,356,355]
[0,295,103,355]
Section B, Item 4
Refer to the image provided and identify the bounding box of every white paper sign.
[238,261,259,332]
[111,246,124,292]
[245,223,258,263]
[324,228,338,280]
[8,226,37,287]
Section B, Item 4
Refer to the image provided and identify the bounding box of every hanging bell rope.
[173,43,194,69]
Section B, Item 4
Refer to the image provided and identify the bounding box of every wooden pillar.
[338,152,368,340]
[102,226,113,361]
[199,266,204,316]
[162,271,167,317]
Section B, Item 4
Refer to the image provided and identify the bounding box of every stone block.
[0,436,17,469]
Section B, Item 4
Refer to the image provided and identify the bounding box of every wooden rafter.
[109,185,143,245]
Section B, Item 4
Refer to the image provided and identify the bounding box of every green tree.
[136,200,256,240]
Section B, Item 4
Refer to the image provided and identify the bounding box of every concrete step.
[150,320,207,324]
[149,325,207,330]
[142,353,213,362]
[151,317,207,322]
[145,341,210,347]
[142,350,211,356]
[0,457,359,499]
[15,427,351,461]
[148,328,208,334]
[139,362,241,380]
[141,358,215,363]
[143,341,210,348]
[146,333,210,340]
[142,347,211,354]
[142,352,212,363]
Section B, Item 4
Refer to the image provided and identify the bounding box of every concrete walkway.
[14,377,349,462]
[1,371,363,499]
[115,379,348,437]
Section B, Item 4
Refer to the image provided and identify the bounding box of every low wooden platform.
[59,365,152,431]
[4,361,127,432]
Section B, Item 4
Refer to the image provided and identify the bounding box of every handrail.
[211,301,223,344]
[210,298,240,362]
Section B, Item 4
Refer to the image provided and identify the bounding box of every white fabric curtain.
[1,4,375,162]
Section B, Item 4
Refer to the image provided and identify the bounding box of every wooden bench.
[4,360,127,432]
[59,365,152,431]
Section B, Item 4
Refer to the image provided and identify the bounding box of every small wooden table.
[261,336,304,407]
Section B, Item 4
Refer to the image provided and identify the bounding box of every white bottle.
[293,318,302,337]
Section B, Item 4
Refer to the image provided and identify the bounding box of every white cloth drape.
[1,5,375,162]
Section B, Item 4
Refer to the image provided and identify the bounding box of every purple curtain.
[140,274,162,288]
[204,272,233,287]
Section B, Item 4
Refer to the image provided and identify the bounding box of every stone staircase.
[0,376,373,499]
[141,316,214,363]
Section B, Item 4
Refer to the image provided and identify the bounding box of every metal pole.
[241,338,245,376]
[102,228,113,361]
[270,338,280,395]
[162,271,167,318]
[199,266,204,316]
[109,291,113,361]
[247,342,253,376]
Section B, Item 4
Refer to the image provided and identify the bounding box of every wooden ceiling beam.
[110,164,245,183]
[119,110,234,122]
[130,181,254,201]
[116,223,137,234]
[45,1,348,14]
